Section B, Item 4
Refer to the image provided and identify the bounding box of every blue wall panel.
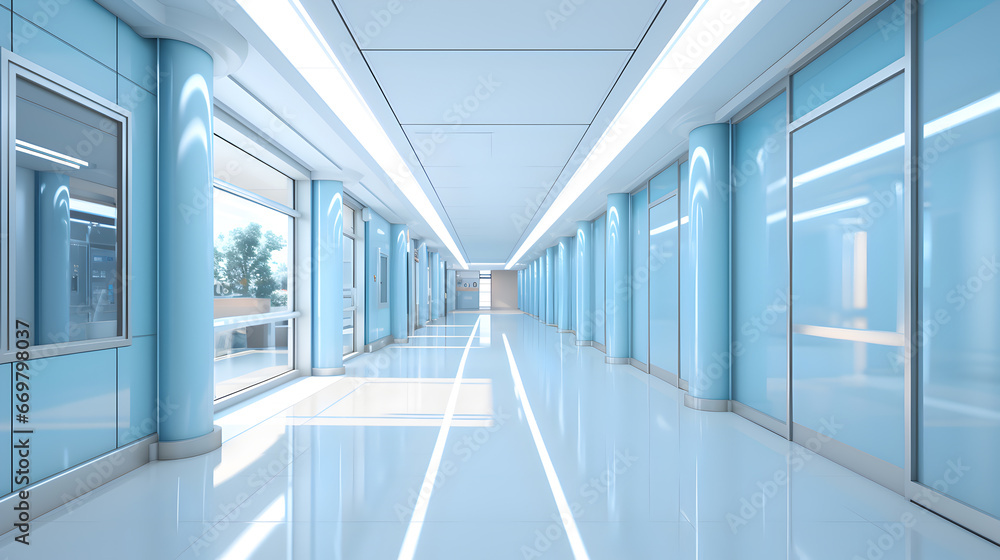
[117,335,157,445]
[119,76,158,337]
[18,350,117,488]
[14,0,116,68]
[917,0,1000,518]
[593,214,606,346]
[732,93,788,421]
[1,7,11,51]
[650,196,679,377]
[631,188,648,363]
[365,211,392,344]
[116,18,156,93]
[650,163,678,203]
[12,15,117,101]
[792,0,903,119]
[679,161,691,382]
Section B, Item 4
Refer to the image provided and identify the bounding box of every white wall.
[490,270,518,310]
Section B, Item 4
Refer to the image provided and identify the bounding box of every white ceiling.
[333,0,667,265]
[199,0,876,270]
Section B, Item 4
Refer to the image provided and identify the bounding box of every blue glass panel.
[631,189,648,362]
[792,75,905,467]
[649,196,679,376]
[17,350,117,488]
[918,0,1000,518]
[791,0,904,119]
[679,161,691,382]
[732,93,788,422]
[593,214,606,346]
[119,76,158,337]
[14,0,116,67]
[366,211,391,343]
[1,8,11,51]
[117,19,157,93]
[12,16,116,101]
[650,163,678,204]
[117,335,157,445]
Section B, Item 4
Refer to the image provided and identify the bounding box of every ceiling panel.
[405,124,588,167]
[365,50,630,125]
[436,187,541,208]
[335,0,665,50]
[426,166,563,192]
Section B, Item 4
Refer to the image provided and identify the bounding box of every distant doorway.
[479,272,492,309]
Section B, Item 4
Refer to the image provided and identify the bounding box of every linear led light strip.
[15,139,89,169]
[236,0,469,268]
[505,0,764,269]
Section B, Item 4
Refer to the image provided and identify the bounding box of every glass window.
[213,168,294,399]
[918,0,1000,518]
[732,93,788,422]
[649,163,678,203]
[379,252,389,305]
[593,215,606,346]
[649,195,679,378]
[343,234,356,356]
[213,136,293,207]
[791,0,904,119]
[791,75,905,467]
[9,66,129,353]
[344,205,355,235]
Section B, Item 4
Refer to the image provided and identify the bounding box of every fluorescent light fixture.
[502,334,590,560]
[505,0,763,269]
[69,198,116,219]
[397,317,482,560]
[236,0,468,268]
[16,139,89,168]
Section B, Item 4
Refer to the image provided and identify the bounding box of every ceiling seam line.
[330,0,470,262]
[506,0,673,262]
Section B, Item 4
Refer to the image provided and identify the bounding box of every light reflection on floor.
[1,312,998,560]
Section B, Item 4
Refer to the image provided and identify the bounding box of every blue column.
[157,40,219,455]
[557,237,571,332]
[575,220,593,344]
[430,251,441,320]
[35,172,71,345]
[391,224,408,342]
[529,261,536,316]
[606,193,630,363]
[686,123,732,410]
[417,242,428,326]
[311,180,345,375]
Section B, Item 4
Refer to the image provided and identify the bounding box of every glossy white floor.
[3,312,998,559]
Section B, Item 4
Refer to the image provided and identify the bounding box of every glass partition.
[791,75,906,468]
[732,92,788,422]
[917,0,1000,519]
[649,195,679,379]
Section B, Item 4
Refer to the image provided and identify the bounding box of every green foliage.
[214,222,286,304]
